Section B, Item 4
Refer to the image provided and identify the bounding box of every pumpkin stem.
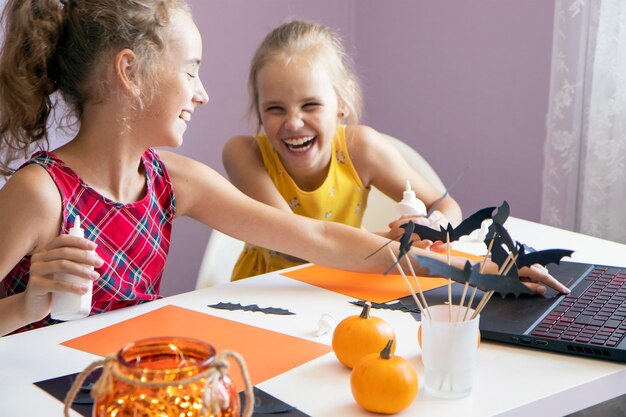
[380,339,394,359]
[360,301,371,319]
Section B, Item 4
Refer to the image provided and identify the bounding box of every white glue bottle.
[50,215,93,321]
[396,180,427,217]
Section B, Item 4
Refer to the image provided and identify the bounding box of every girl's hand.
[22,234,103,323]
[479,259,570,295]
[518,264,570,295]
[386,216,434,249]
[424,210,449,229]
[387,215,426,239]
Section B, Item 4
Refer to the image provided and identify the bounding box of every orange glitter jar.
[65,337,253,417]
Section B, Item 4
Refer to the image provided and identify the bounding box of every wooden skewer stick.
[463,286,479,321]
[446,232,452,321]
[468,236,495,321]
[503,253,519,276]
[403,256,432,319]
[456,282,469,322]
[471,251,516,321]
[388,247,425,316]
[480,238,495,274]
[471,290,494,320]
[497,252,514,275]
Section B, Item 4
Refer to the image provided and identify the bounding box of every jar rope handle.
[207,350,254,417]
[63,355,114,417]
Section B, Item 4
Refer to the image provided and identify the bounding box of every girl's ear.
[114,48,140,97]
[338,105,349,120]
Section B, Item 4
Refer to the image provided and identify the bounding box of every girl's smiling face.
[136,10,209,149]
[257,55,342,189]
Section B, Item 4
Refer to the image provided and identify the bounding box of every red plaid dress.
[3,149,175,333]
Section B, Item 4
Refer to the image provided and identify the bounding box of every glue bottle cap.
[68,215,85,238]
[402,180,416,202]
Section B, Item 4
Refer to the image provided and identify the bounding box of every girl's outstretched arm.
[161,151,568,294]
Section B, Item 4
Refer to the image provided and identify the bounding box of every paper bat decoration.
[514,245,574,269]
[486,221,574,270]
[349,300,420,314]
[414,255,473,284]
[365,220,421,268]
[412,254,533,297]
[487,222,516,269]
[382,220,417,274]
[484,200,510,241]
[208,302,295,315]
[411,206,496,243]
[467,266,532,297]
[398,220,416,256]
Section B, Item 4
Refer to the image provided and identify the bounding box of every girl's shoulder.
[1,161,63,249]
[223,135,264,168]
[344,125,390,158]
[223,135,259,156]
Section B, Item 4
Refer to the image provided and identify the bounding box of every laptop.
[401,261,626,362]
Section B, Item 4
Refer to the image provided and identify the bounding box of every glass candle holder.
[87,337,244,417]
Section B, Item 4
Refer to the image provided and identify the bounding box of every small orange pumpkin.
[418,323,481,347]
[332,302,396,369]
[351,339,418,414]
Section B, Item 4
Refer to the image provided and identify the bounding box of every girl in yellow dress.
[224,20,462,280]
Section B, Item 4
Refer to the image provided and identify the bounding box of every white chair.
[195,135,444,289]
[195,229,245,289]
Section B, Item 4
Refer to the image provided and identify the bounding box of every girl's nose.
[194,78,209,105]
[285,112,304,130]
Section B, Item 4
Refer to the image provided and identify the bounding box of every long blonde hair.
[0,0,189,176]
[248,20,363,130]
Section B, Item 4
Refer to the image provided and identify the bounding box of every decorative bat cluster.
[377,200,574,299]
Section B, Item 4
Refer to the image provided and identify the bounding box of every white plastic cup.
[421,304,480,399]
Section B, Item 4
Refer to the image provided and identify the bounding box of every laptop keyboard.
[530,266,626,347]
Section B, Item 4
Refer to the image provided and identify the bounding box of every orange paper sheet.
[282,250,483,303]
[62,305,332,390]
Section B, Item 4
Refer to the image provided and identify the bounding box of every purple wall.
[353,0,554,221]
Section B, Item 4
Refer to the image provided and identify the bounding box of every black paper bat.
[412,254,532,297]
[485,201,510,241]
[382,221,417,274]
[349,300,420,314]
[487,222,517,269]
[398,220,416,256]
[515,246,574,269]
[208,302,295,315]
[467,263,532,297]
[412,254,472,284]
[411,206,496,243]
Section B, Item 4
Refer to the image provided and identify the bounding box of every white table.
[1,217,626,416]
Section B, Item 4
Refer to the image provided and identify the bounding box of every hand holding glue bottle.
[50,215,95,321]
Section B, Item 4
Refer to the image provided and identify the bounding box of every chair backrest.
[362,135,445,232]
[195,229,245,289]
[195,135,444,289]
